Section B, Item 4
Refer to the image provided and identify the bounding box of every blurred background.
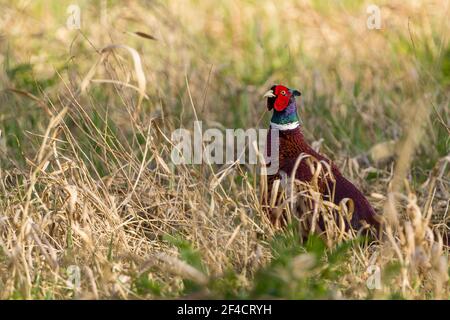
[1,1,448,172]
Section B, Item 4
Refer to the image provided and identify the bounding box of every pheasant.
[263,84,380,233]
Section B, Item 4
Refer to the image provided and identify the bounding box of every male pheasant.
[263,84,380,233]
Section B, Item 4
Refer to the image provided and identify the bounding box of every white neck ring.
[270,121,300,130]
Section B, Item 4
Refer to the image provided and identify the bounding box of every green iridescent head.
[264,84,301,125]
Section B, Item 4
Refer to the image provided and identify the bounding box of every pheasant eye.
[280,90,286,95]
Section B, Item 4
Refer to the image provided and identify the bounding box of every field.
[0,0,449,299]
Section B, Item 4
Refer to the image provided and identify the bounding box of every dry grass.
[0,0,449,299]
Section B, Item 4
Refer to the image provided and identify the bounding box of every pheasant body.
[263,84,379,231]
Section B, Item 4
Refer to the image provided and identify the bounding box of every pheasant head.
[264,84,301,129]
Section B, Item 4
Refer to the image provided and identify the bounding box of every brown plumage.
[263,84,380,233]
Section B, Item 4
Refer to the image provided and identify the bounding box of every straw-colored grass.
[0,0,448,299]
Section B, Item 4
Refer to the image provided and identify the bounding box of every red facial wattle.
[273,85,292,111]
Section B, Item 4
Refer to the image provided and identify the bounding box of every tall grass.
[0,0,448,299]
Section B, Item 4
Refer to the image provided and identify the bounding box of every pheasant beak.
[263,90,276,98]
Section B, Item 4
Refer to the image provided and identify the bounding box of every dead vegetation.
[0,0,448,299]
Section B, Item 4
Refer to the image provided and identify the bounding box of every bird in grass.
[263,84,380,233]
